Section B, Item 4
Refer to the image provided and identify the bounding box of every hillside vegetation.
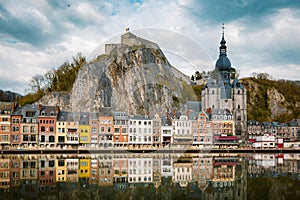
[0,90,22,102]
[241,77,300,123]
[18,53,85,105]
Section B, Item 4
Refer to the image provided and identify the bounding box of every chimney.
[55,105,60,113]
[38,104,43,111]
[186,110,191,119]
[11,102,15,113]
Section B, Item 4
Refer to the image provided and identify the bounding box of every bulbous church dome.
[215,33,231,72]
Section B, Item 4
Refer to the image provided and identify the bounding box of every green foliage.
[195,71,202,80]
[19,53,85,105]
[191,75,195,81]
[180,80,197,102]
[172,95,179,105]
[242,77,300,122]
[192,84,204,101]
[19,91,44,106]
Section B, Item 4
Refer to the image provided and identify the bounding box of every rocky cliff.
[38,32,195,114]
[241,78,300,122]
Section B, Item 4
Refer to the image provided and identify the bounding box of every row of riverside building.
[0,102,299,148]
[1,153,300,197]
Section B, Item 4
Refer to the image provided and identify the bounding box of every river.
[0,153,299,199]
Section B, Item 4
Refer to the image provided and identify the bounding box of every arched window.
[41,111,45,116]
[238,105,240,109]
[212,105,215,109]
[237,90,240,95]
[50,111,55,116]
[212,90,215,95]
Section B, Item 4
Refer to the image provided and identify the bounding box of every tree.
[191,75,195,81]
[230,67,236,79]
[195,71,202,80]
[29,74,45,93]
[257,73,270,80]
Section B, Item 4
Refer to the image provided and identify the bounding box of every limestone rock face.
[67,32,193,114]
[267,88,291,119]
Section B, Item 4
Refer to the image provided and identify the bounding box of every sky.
[0,0,300,94]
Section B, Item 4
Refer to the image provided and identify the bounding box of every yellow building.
[78,158,90,178]
[79,113,90,145]
[56,158,67,182]
[56,112,68,145]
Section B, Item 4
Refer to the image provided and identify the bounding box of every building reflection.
[0,153,300,199]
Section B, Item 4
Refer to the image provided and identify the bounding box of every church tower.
[201,25,247,140]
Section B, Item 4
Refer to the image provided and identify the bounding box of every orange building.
[113,112,128,147]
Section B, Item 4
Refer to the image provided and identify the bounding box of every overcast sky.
[0,0,300,94]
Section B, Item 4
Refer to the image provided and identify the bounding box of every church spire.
[219,23,227,56]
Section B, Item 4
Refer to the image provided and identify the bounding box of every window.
[2,117,8,122]
[12,118,19,123]
[23,135,29,142]
[49,160,55,167]
[30,135,36,142]
[49,136,55,143]
[41,135,45,142]
[30,126,35,133]
[1,135,8,141]
[23,126,29,133]
[41,161,45,168]
[92,128,97,133]
[58,160,65,166]
[13,126,19,132]
[41,126,45,132]
[50,126,54,132]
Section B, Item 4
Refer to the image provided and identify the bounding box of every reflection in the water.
[0,153,300,199]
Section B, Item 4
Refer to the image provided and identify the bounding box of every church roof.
[215,55,231,71]
[215,27,231,72]
[232,78,244,89]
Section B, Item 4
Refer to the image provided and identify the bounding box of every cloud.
[0,0,300,94]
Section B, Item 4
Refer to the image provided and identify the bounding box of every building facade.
[201,30,247,141]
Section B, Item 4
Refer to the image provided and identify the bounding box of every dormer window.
[41,111,45,116]
[50,111,55,116]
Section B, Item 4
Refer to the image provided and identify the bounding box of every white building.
[252,135,276,148]
[128,158,152,183]
[161,115,172,145]
[172,115,192,145]
[128,116,153,145]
